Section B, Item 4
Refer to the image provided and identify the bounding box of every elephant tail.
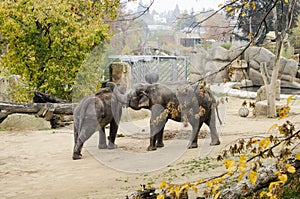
[215,106,222,125]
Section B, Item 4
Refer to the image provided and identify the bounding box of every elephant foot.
[188,142,198,149]
[107,142,117,149]
[210,140,221,146]
[98,144,108,149]
[156,142,164,148]
[72,152,82,160]
[147,145,157,151]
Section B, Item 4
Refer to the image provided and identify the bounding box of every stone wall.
[189,46,300,89]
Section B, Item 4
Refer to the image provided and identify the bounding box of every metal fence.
[109,55,188,86]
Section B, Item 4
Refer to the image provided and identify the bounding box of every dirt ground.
[1,96,300,199]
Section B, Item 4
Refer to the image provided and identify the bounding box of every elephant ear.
[138,90,150,108]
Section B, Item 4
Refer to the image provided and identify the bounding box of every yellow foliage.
[195,179,204,185]
[286,95,294,105]
[160,181,168,189]
[211,185,220,194]
[214,191,221,199]
[248,32,254,38]
[296,154,300,160]
[218,3,223,7]
[225,6,232,11]
[157,194,165,199]
[259,138,271,150]
[251,2,256,10]
[269,181,280,190]
[238,172,246,182]
[285,164,296,173]
[191,184,198,193]
[260,191,267,198]
[249,170,258,185]
[207,181,213,189]
[278,174,288,183]
[268,124,278,133]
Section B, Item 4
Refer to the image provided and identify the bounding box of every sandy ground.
[1,96,300,199]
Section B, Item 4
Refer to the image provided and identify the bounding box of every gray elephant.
[145,73,159,84]
[72,82,124,160]
[115,82,221,151]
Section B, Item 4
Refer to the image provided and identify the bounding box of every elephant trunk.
[107,82,129,106]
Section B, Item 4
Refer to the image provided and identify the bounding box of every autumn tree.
[0,0,120,100]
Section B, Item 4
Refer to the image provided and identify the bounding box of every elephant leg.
[188,121,202,149]
[205,109,221,146]
[148,105,167,151]
[73,140,83,160]
[98,127,107,149]
[107,119,118,149]
[73,124,97,160]
[156,127,165,148]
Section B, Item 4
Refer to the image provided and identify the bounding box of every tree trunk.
[0,102,76,122]
[267,0,296,117]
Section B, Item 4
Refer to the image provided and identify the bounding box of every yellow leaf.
[160,181,167,189]
[207,181,213,189]
[296,154,300,160]
[191,184,198,193]
[157,194,165,199]
[195,179,204,185]
[241,11,246,17]
[269,181,280,190]
[286,95,294,105]
[249,170,258,185]
[268,124,278,133]
[145,184,153,189]
[285,0,289,2]
[286,164,296,173]
[212,185,220,194]
[260,191,267,198]
[278,174,288,183]
[224,159,234,169]
[248,32,254,38]
[214,191,221,199]
[238,172,245,182]
[245,3,250,7]
[218,3,223,7]
[259,138,271,150]
[225,6,232,11]
[251,2,256,10]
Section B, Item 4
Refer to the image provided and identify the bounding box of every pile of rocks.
[189,46,300,89]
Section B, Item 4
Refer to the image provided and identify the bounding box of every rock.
[280,58,298,77]
[0,114,51,130]
[189,49,209,74]
[255,80,280,102]
[245,47,275,68]
[208,46,230,61]
[248,60,260,70]
[228,46,244,61]
[255,100,285,116]
[281,80,300,89]
[249,68,264,86]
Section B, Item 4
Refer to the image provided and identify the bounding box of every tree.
[225,0,300,44]
[194,0,297,118]
[0,0,120,100]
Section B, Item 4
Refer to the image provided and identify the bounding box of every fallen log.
[0,101,76,123]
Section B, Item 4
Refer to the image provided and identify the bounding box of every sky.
[126,0,225,13]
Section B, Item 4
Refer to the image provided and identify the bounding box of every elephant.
[72,82,124,160]
[115,82,221,151]
[145,73,159,84]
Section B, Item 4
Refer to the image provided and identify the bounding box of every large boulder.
[189,49,209,74]
[0,114,51,130]
[249,68,264,86]
[208,46,230,61]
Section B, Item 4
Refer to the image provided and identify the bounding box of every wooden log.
[0,102,77,123]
